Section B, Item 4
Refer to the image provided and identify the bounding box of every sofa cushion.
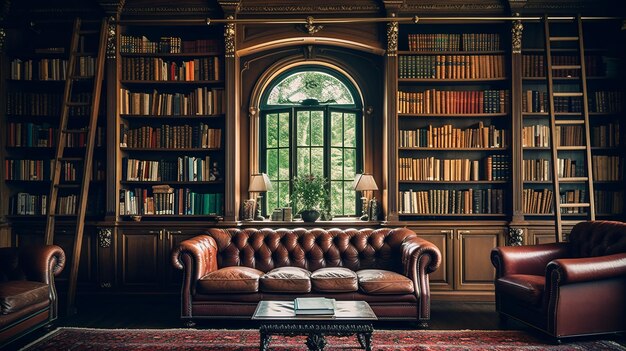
[197,267,264,294]
[496,274,545,306]
[260,267,311,293]
[357,269,414,295]
[311,267,358,292]
[0,281,49,315]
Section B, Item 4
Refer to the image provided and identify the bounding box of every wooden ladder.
[44,17,108,314]
[544,15,595,242]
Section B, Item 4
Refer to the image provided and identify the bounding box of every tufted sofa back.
[205,227,416,273]
[568,220,626,258]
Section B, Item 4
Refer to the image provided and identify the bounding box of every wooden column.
[106,17,119,220]
[223,15,240,222]
[384,19,399,222]
[510,17,526,225]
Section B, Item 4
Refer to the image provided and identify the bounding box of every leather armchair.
[491,221,626,341]
[0,245,65,347]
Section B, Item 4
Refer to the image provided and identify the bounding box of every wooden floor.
[7,295,625,350]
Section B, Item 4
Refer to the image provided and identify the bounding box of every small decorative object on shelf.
[249,173,272,220]
[242,199,256,221]
[291,175,329,223]
[353,173,379,221]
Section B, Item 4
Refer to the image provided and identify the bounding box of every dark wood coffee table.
[252,300,377,351]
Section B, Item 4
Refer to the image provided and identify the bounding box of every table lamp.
[249,173,272,221]
[353,173,378,221]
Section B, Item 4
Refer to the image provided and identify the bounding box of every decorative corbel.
[298,16,323,35]
[511,14,523,54]
[507,227,524,246]
[0,27,5,54]
[224,15,235,58]
[106,16,116,59]
[97,0,125,17]
[98,227,112,248]
[387,15,398,57]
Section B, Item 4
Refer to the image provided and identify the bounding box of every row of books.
[5,159,51,181]
[592,155,622,181]
[122,156,220,182]
[591,123,620,148]
[522,55,606,78]
[6,92,95,116]
[10,57,95,81]
[119,88,225,116]
[522,90,623,113]
[398,55,505,79]
[399,188,505,214]
[9,193,47,215]
[594,190,623,214]
[56,194,78,215]
[523,159,550,181]
[397,89,509,114]
[522,125,550,147]
[561,189,587,214]
[557,158,582,178]
[555,125,584,147]
[399,155,509,181]
[119,124,222,149]
[119,187,224,215]
[120,36,222,54]
[6,123,104,148]
[522,188,553,214]
[399,122,507,148]
[121,57,222,81]
[406,33,501,52]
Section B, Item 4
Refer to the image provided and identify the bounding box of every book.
[294,297,335,315]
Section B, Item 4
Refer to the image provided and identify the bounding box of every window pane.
[297,111,310,146]
[278,112,290,147]
[331,111,342,147]
[297,147,310,176]
[279,148,290,180]
[330,147,342,180]
[278,181,290,209]
[343,181,356,216]
[267,149,278,180]
[311,110,324,146]
[344,112,356,147]
[266,71,355,105]
[311,148,324,177]
[343,148,356,180]
[331,181,343,215]
[266,113,278,148]
[267,188,278,215]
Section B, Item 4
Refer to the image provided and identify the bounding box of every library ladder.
[43,17,108,314]
[544,15,595,242]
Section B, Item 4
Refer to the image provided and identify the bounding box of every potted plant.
[291,175,329,222]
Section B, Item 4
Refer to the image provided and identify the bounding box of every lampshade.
[249,173,273,192]
[353,173,378,191]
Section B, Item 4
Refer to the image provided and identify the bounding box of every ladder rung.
[555,120,585,125]
[556,146,586,151]
[57,157,83,161]
[62,128,89,133]
[549,36,579,41]
[552,65,581,70]
[55,184,81,189]
[553,92,583,97]
[559,177,589,182]
[65,102,91,107]
[560,203,591,208]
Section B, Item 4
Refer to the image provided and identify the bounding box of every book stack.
[293,297,336,316]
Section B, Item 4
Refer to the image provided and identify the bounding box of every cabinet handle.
[440,230,453,240]
[147,230,160,234]
[159,231,163,241]
[168,230,182,234]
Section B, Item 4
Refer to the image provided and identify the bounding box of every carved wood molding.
[98,0,125,16]
[122,6,218,16]
[238,5,380,14]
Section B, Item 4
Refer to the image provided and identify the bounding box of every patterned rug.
[21,327,626,351]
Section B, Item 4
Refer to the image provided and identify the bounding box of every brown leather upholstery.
[172,227,441,325]
[491,221,626,340]
[0,245,65,348]
[197,267,263,294]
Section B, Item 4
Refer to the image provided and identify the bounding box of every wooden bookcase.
[115,24,226,222]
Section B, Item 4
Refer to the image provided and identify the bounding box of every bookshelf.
[520,20,624,222]
[116,25,226,221]
[396,25,511,219]
[2,22,106,220]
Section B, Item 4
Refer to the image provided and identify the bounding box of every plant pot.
[300,210,320,222]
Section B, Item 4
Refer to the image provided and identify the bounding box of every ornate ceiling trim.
[238,5,381,14]
[98,0,125,16]
[122,6,217,14]
[402,3,506,11]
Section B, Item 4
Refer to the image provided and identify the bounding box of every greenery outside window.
[260,66,362,217]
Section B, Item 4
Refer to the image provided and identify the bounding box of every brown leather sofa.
[0,245,65,347]
[172,227,441,326]
[491,220,626,341]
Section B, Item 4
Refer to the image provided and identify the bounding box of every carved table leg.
[357,332,373,351]
[306,332,326,351]
[260,332,271,351]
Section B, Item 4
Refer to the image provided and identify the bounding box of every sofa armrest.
[491,243,570,277]
[401,237,442,277]
[171,234,219,281]
[19,245,66,284]
[546,253,626,285]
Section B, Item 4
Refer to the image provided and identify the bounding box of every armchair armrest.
[19,245,66,284]
[546,253,626,285]
[491,243,570,277]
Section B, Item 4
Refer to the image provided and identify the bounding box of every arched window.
[260,66,363,217]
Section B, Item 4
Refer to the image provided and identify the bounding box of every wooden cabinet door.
[163,229,201,289]
[529,228,557,245]
[454,229,502,291]
[118,228,162,290]
[411,228,454,291]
